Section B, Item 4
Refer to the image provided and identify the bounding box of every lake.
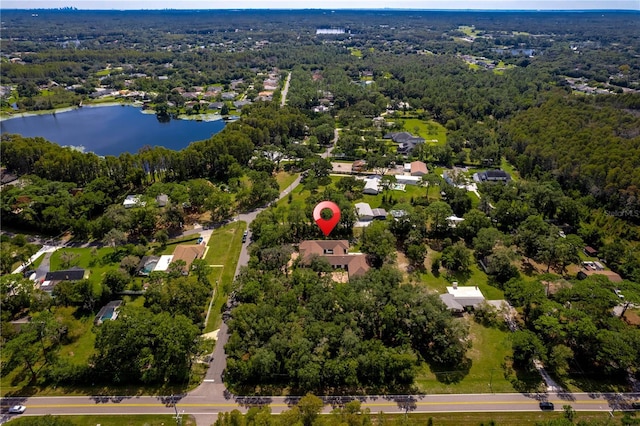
[0,105,225,156]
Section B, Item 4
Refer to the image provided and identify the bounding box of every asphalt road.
[3,392,639,421]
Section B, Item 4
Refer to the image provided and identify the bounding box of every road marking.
[23,399,612,409]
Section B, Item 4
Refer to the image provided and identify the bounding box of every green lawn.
[203,220,246,333]
[415,321,515,394]
[275,171,299,192]
[392,118,447,145]
[6,415,196,426]
[379,412,624,425]
[419,262,504,300]
[5,412,623,426]
[49,247,118,285]
[500,157,520,181]
[349,47,363,57]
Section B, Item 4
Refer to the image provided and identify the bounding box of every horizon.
[2,0,639,11]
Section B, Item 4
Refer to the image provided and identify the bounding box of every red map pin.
[313,201,341,237]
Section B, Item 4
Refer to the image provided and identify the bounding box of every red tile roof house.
[297,240,369,279]
[410,161,428,176]
[172,244,206,274]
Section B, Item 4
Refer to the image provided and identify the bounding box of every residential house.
[384,132,425,155]
[356,202,374,221]
[233,100,252,109]
[410,161,428,176]
[171,244,206,274]
[396,175,422,186]
[298,240,369,279]
[41,268,88,293]
[583,246,598,257]
[440,282,485,312]
[123,194,145,208]
[472,169,511,183]
[363,178,380,195]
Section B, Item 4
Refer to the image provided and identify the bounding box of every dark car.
[632,402,640,410]
[539,401,554,411]
[242,231,248,243]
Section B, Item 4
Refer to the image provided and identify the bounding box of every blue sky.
[3,0,639,9]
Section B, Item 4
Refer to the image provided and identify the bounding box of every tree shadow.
[449,269,472,285]
[431,357,472,384]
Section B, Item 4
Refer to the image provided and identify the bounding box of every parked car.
[242,231,248,243]
[631,401,640,410]
[539,401,554,411]
[614,289,625,299]
[8,405,26,414]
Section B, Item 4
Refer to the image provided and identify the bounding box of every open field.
[275,171,299,192]
[415,321,516,394]
[203,220,246,333]
[390,118,447,145]
[5,415,196,426]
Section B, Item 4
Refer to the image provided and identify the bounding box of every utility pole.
[172,394,184,426]
[489,368,495,394]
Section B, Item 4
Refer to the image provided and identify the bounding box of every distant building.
[583,246,598,257]
[384,132,425,155]
[352,159,367,172]
[123,194,145,208]
[473,169,511,183]
[156,194,169,207]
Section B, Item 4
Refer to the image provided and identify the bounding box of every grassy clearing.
[380,411,623,425]
[6,415,196,426]
[392,118,447,145]
[500,157,520,180]
[415,320,515,394]
[275,171,299,192]
[419,262,504,300]
[203,221,246,333]
[49,247,117,285]
[348,47,363,57]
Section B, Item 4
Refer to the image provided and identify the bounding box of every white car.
[614,289,625,299]
[8,405,26,414]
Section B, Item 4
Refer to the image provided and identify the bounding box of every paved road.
[3,392,639,421]
[280,72,291,107]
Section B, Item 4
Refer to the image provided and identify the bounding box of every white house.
[395,175,422,185]
[363,178,380,195]
[355,202,374,221]
[123,194,145,208]
[443,282,485,309]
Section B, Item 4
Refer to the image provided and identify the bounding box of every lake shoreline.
[0,102,127,122]
[0,102,224,123]
[1,103,226,157]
